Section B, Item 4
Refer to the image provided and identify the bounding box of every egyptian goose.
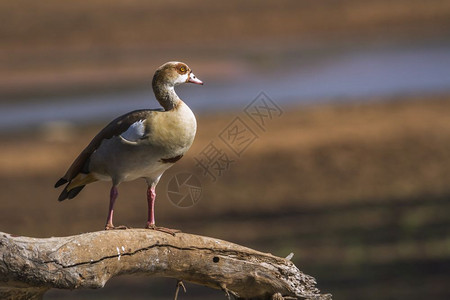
[55,61,203,232]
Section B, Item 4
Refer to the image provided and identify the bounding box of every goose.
[55,61,203,233]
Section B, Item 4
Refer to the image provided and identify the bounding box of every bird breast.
[147,101,197,154]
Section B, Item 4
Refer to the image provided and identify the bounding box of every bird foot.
[105,224,129,230]
[145,224,181,236]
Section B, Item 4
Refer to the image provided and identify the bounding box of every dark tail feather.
[55,178,68,188]
[58,184,85,201]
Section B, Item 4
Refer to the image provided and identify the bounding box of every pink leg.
[105,185,118,230]
[146,186,156,228]
[145,185,180,235]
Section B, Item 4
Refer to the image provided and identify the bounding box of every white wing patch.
[120,119,146,143]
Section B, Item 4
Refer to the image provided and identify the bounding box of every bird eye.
[180,66,186,72]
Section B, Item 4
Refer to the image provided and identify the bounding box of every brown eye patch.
[176,63,188,74]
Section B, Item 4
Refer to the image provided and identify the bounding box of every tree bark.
[0,229,331,300]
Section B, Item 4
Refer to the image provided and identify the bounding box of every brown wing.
[56,109,160,186]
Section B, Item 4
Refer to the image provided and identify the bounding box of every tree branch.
[0,230,331,300]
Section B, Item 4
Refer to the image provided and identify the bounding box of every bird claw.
[105,224,129,230]
[145,224,181,236]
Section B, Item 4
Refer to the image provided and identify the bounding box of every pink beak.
[188,72,203,85]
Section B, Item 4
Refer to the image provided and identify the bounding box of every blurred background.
[1,0,450,299]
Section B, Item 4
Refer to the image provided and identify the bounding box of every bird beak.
[188,72,203,85]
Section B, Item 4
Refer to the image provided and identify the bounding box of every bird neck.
[152,80,181,111]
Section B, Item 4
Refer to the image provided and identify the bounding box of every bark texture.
[0,230,331,300]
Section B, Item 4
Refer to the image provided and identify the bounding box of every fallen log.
[0,229,331,300]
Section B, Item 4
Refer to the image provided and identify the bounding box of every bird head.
[153,61,203,88]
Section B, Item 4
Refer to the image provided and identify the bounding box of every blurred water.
[1,43,450,132]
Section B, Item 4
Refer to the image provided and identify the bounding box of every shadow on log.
[0,229,331,300]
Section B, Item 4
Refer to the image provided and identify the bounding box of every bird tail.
[58,184,86,201]
[55,173,97,201]
[55,178,68,188]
